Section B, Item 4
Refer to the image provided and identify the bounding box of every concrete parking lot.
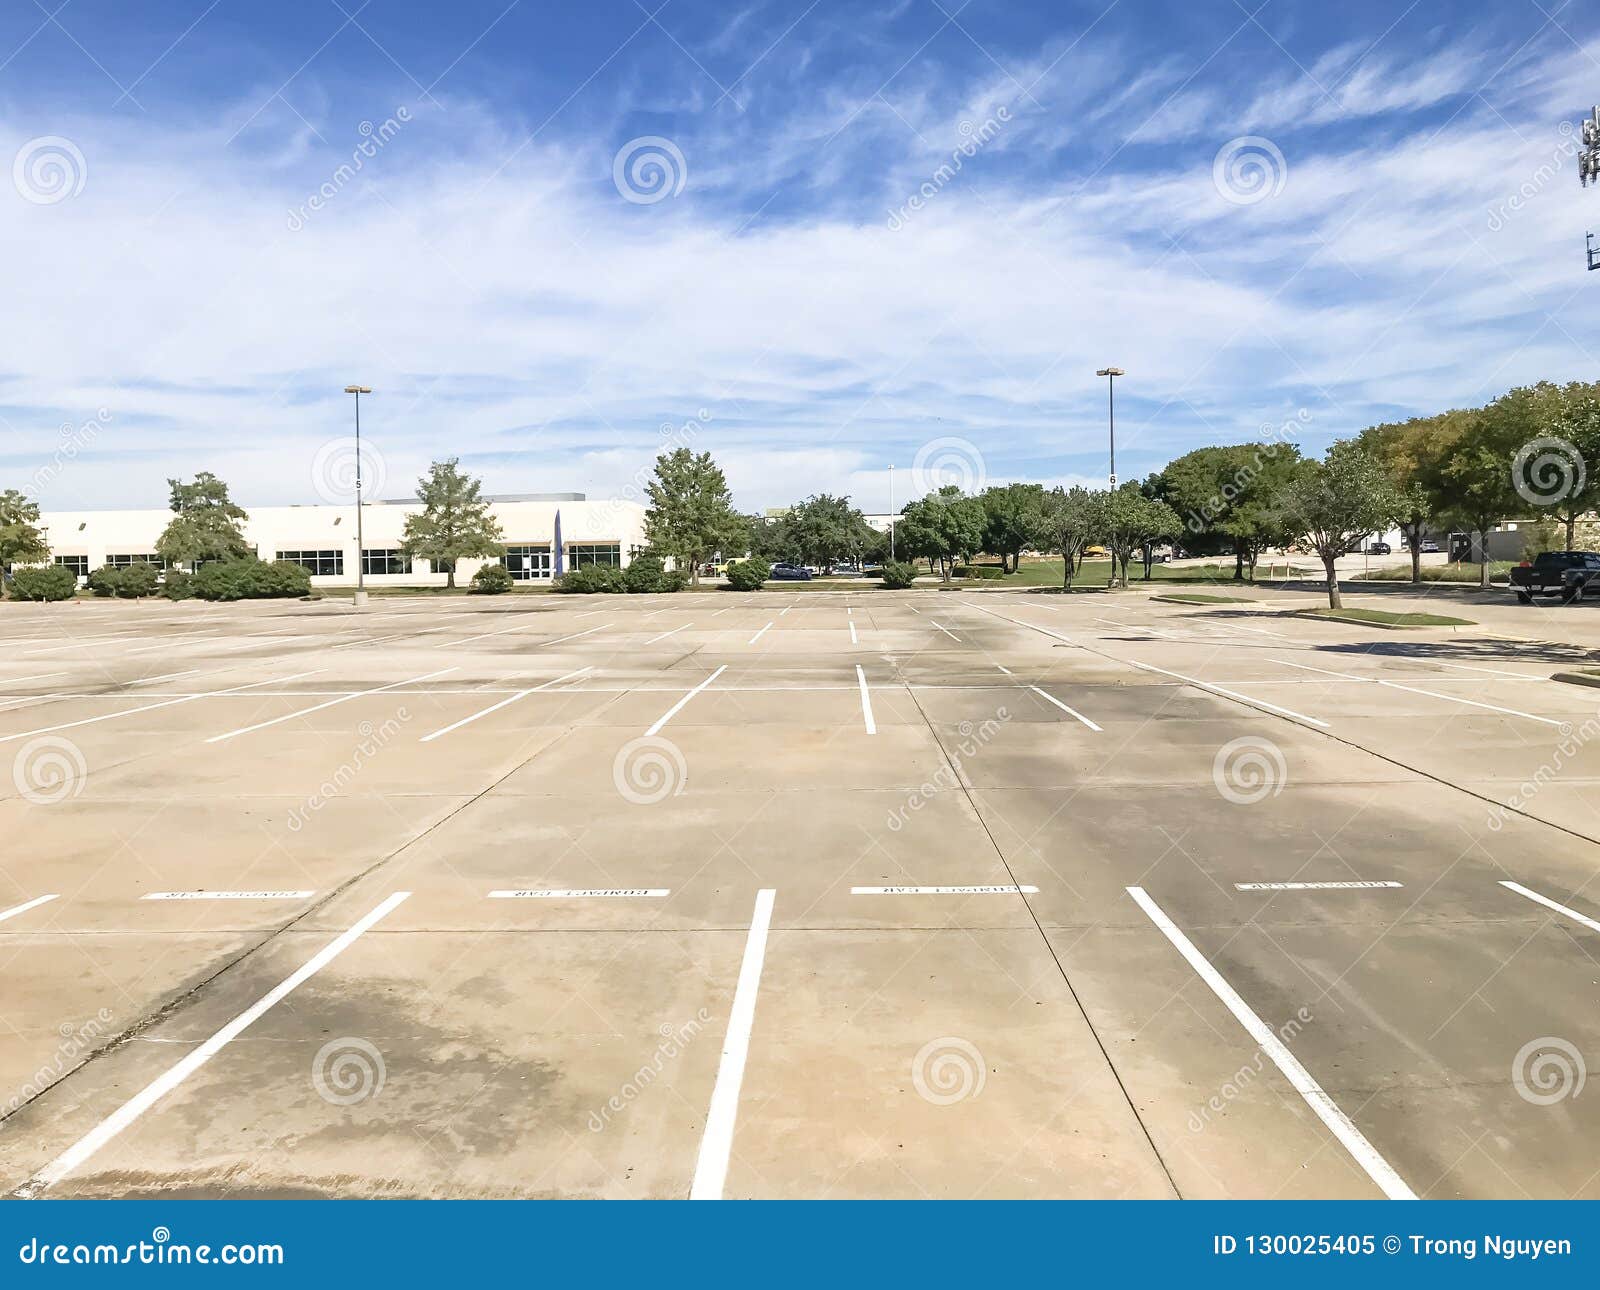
[0,583,1597,1199]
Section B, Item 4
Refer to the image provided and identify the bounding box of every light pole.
[888,464,895,562]
[1095,367,1124,486]
[343,385,371,607]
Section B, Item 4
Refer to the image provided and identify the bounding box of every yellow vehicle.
[1083,545,1109,558]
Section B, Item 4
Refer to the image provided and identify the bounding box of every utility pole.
[343,385,372,607]
[1095,367,1124,486]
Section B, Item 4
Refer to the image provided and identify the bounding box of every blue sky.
[2,0,1597,512]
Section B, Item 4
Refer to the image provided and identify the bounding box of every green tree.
[1031,485,1103,590]
[897,487,987,583]
[1356,413,1455,583]
[1542,385,1600,549]
[400,459,505,588]
[1280,442,1401,609]
[1421,405,1520,589]
[1103,484,1182,587]
[782,494,877,571]
[979,483,1046,573]
[0,490,49,572]
[1155,443,1301,580]
[155,472,251,569]
[642,448,745,588]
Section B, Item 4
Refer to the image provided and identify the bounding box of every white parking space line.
[646,665,727,737]
[963,603,1075,645]
[442,619,610,650]
[1235,881,1402,891]
[1420,658,1549,681]
[20,635,140,656]
[489,888,669,899]
[691,887,776,1201]
[1500,880,1600,934]
[205,668,456,743]
[1028,685,1102,731]
[122,634,224,656]
[1127,660,1330,728]
[856,665,876,735]
[851,885,1038,895]
[0,894,58,924]
[1097,616,1175,638]
[1127,886,1416,1200]
[16,890,411,1198]
[849,619,858,644]
[930,622,960,641]
[0,671,325,744]
[1269,658,1564,726]
[748,622,773,645]
[644,624,690,645]
[142,890,314,901]
[0,671,69,686]
[419,667,590,743]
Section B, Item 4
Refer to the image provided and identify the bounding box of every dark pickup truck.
[1510,551,1600,604]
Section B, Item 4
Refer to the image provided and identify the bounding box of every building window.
[362,548,412,576]
[502,544,553,581]
[566,543,621,569]
[53,555,88,578]
[108,553,165,569]
[276,550,344,577]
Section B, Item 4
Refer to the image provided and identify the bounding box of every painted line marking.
[0,894,58,924]
[995,665,1013,676]
[1269,658,1562,726]
[748,622,773,645]
[1028,685,1102,731]
[644,624,690,645]
[1126,885,1415,1201]
[1416,658,1544,681]
[646,665,727,736]
[128,669,205,687]
[1128,660,1330,728]
[0,671,69,686]
[851,885,1038,895]
[1235,881,1402,891]
[1500,881,1600,934]
[0,672,325,744]
[691,887,776,1201]
[205,669,455,743]
[442,619,610,649]
[1097,616,1175,638]
[963,602,1075,645]
[16,891,411,1198]
[489,888,669,899]
[849,619,858,644]
[856,665,876,735]
[142,890,314,901]
[930,622,960,641]
[419,667,590,742]
[19,635,140,657]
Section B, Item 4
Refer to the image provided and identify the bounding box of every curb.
[1553,672,1600,690]
[1287,610,1476,632]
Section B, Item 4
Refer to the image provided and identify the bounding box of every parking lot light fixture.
[343,385,372,607]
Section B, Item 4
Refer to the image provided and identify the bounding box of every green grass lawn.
[1356,562,1514,585]
[1152,592,1257,604]
[984,559,1292,588]
[1298,606,1475,628]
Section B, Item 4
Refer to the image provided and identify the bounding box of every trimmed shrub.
[87,564,122,597]
[161,570,195,601]
[557,563,627,593]
[89,562,161,599]
[880,561,919,589]
[192,558,312,601]
[9,565,78,601]
[724,557,770,591]
[470,563,514,594]
[954,564,1006,580]
[622,553,685,594]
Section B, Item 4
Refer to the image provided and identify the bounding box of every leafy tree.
[1280,442,1401,609]
[1103,484,1182,587]
[1356,414,1454,584]
[781,494,877,570]
[0,489,49,571]
[896,487,987,583]
[1031,485,1104,590]
[1420,406,1520,589]
[1543,386,1600,549]
[155,472,251,569]
[400,459,505,589]
[979,483,1046,573]
[1155,443,1300,580]
[642,449,746,587]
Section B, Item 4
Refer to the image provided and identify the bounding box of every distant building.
[37,493,648,587]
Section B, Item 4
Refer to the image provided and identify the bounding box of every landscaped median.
[1292,606,1476,629]
[1149,592,1256,606]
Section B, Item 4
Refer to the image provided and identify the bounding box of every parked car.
[1368,541,1391,555]
[1083,545,1109,558]
[1509,551,1600,604]
[1420,539,1440,553]
[770,562,812,581]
